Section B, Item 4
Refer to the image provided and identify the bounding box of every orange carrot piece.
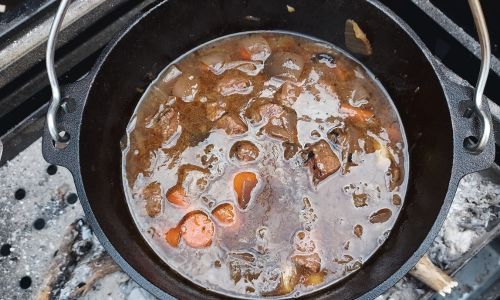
[166,185,190,208]
[340,103,374,123]
[165,227,181,247]
[233,172,258,209]
[239,48,252,60]
[180,211,215,248]
[212,203,236,225]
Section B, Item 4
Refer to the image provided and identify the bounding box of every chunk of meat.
[212,203,236,226]
[292,253,321,273]
[216,75,253,96]
[257,104,298,144]
[150,107,180,142]
[206,100,227,122]
[388,160,403,191]
[230,140,260,162]
[303,140,340,184]
[172,74,200,102]
[266,52,305,81]
[233,172,258,209]
[352,193,368,207]
[276,81,301,107]
[283,142,299,160]
[392,194,401,206]
[238,35,271,61]
[166,185,190,208]
[165,226,181,247]
[179,211,215,248]
[354,224,363,238]
[369,208,392,224]
[141,182,162,217]
[215,114,248,135]
[244,98,272,124]
[227,252,261,284]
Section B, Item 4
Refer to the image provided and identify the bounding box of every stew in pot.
[122,32,408,298]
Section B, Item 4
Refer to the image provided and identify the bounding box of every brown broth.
[122,31,409,298]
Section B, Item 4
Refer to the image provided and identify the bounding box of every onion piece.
[199,51,229,75]
[225,60,264,76]
[238,36,271,61]
[345,19,373,56]
[172,74,200,102]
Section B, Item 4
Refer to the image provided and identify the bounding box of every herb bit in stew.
[123,32,408,298]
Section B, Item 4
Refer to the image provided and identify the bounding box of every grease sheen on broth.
[122,32,408,298]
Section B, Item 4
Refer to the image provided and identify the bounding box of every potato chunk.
[238,35,271,61]
[172,74,200,102]
[266,52,305,80]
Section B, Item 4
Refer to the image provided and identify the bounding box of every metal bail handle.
[466,0,491,153]
[46,0,70,144]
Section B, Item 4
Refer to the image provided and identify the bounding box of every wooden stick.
[409,254,458,296]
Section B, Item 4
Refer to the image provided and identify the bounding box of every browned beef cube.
[141,182,162,217]
[154,108,180,142]
[304,140,340,184]
[258,104,298,144]
[230,140,260,162]
[215,114,248,135]
[292,253,321,274]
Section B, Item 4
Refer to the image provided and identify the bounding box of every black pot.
[42,0,495,299]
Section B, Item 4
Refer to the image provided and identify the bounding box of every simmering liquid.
[122,32,408,298]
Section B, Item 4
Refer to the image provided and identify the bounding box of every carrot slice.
[233,172,258,209]
[212,203,236,225]
[165,227,181,247]
[239,48,252,60]
[166,185,190,208]
[340,103,374,124]
[180,211,215,248]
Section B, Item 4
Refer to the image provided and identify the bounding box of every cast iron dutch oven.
[42,0,495,299]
